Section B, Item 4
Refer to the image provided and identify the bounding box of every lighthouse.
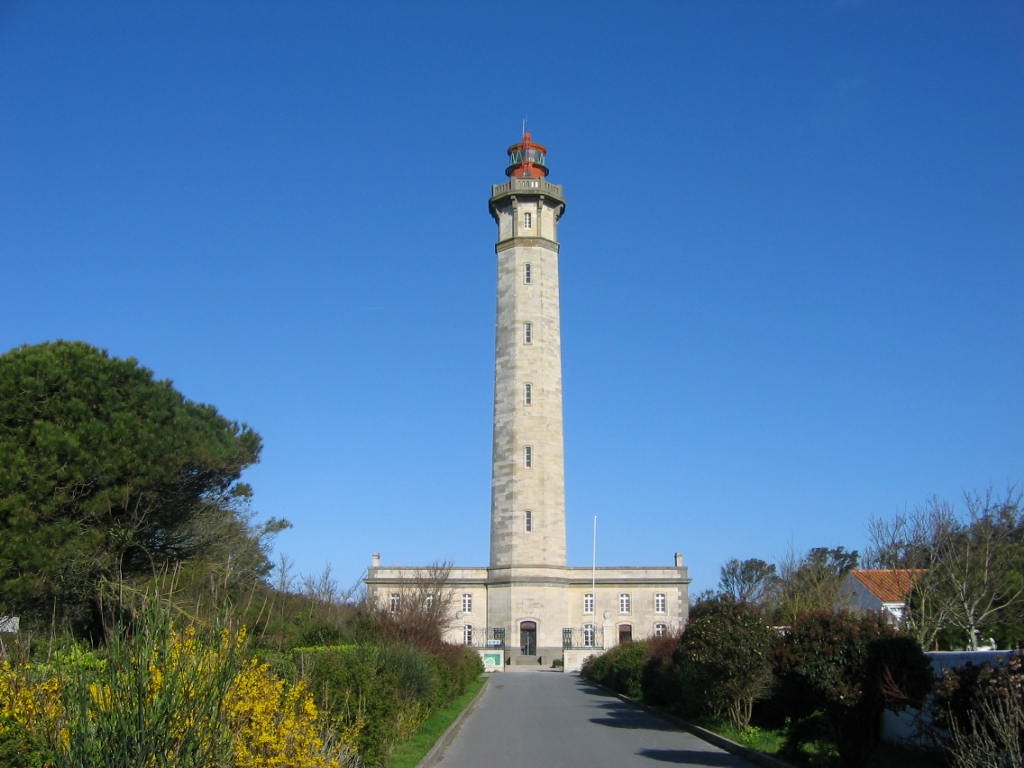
[488,133,567,571]
[366,132,690,671]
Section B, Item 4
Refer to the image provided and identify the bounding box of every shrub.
[0,717,52,768]
[294,641,480,768]
[0,616,351,768]
[581,641,650,699]
[673,599,774,729]
[0,661,63,765]
[383,642,447,709]
[772,611,932,768]
[581,650,611,683]
[297,645,402,768]
[640,632,680,706]
[933,652,1023,767]
[225,657,351,768]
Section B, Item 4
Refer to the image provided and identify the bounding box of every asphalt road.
[430,669,761,768]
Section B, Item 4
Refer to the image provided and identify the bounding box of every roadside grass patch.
[693,718,786,754]
[386,676,486,768]
[690,717,943,768]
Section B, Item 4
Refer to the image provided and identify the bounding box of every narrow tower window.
[525,510,533,532]
[584,593,594,614]
[524,322,532,344]
[524,211,532,229]
[524,263,532,284]
[524,382,532,405]
[524,445,533,468]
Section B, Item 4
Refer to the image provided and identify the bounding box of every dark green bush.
[673,599,775,729]
[382,642,446,709]
[296,619,348,648]
[581,650,611,683]
[436,643,484,697]
[771,611,932,768]
[0,718,54,768]
[296,644,415,767]
[581,641,651,699]
[611,642,650,699]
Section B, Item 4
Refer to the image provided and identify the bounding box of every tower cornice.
[495,237,560,253]
[489,178,566,218]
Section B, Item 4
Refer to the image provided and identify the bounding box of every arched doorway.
[520,620,537,655]
[618,624,633,645]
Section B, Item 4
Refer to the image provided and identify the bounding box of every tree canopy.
[775,546,859,625]
[868,490,1024,650]
[717,557,780,605]
[0,341,272,635]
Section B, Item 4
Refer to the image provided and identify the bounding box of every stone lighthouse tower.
[486,133,568,657]
[488,133,567,570]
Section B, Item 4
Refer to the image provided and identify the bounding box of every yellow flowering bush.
[0,661,64,739]
[0,618,353,768]
[0,659,67,764]
[225,657,352,768]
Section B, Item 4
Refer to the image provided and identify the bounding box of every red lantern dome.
[505,132,549,178]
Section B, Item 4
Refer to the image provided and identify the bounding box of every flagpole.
[592,515,597,619]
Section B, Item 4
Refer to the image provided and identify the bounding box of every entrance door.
[520,621,537,655]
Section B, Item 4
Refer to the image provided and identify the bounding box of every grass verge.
[386,676,487,768]
[690,716,943,768]
[691,718,787,755]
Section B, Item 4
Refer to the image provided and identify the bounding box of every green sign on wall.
[481,651,503,672]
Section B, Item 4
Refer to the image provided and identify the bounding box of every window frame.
[655,593,666,614]
[524,445,533,468]
[524,321,533,344]
[525,510,533,532]
[463,624,473,646]
[583,593,594,615]
[583,623,596,648]
[462,593,472,613]
[619,593,631,614]
[524,263,532,284]
[524,382,532,406]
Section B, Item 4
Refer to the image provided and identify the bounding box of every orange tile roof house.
[838,569,925,624]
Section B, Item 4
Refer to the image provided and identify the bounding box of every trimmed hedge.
[294,643,481,768]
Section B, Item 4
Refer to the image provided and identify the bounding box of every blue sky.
[3,2,1022,597]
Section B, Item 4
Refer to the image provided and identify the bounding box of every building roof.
[848,569,925,604]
